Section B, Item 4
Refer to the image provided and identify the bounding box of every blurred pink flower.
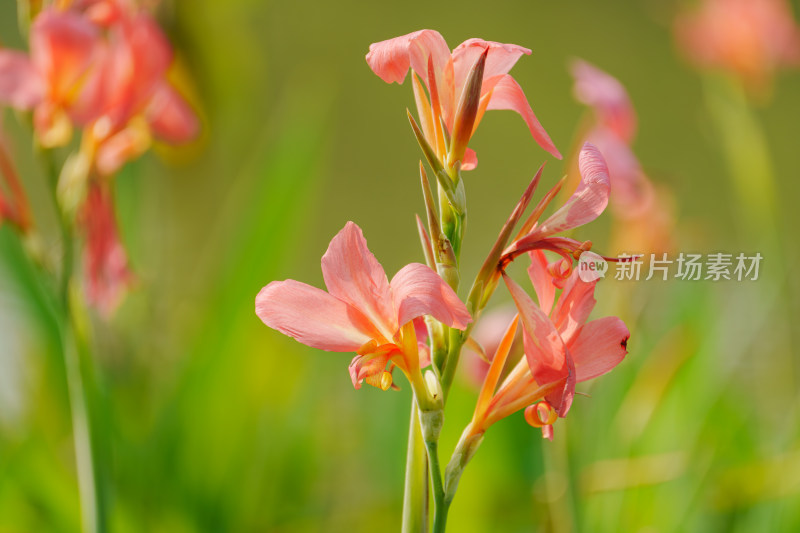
[0,8,102,146]
[80,182,134,316]
[675,0,800,89]
[366,30,560,170]
[570,60,675,253]
[571,59,636,143]
[81,10,199,176]
[255,222,471,390]
[72,0,138,26]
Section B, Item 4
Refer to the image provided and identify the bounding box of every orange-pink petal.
[30,8,101,104]
[504,273,575,416]
[366,29,450,85]
[81,183,133,316]
[255,279,377,352]
[451,38,531,91]
[145,82,199,144]
[527,142,610,240]
[551,270,597,345]
[0,51,44,108]
[570,317,629,382]
[527,250,556,315]
[391,263,472,331]
[461,148,478,171]
[485,74,561,159]
[321,222,396,338]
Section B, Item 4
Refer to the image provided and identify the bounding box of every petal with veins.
[528,142,610,239]
[256,280,377,352]
[366,29,450,85]
[486,74,561,159]
[391,263,471,331]
[570,316,629,382]
[321,222,396,338]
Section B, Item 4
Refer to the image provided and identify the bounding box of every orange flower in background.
[366,30,560,171]
[79,6,200,176]
[0,8,102,147]
[80,182,134,316]
[0,2,199,172]
[675,0,800,91]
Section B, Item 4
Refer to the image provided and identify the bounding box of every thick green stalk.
[402,398,429,533]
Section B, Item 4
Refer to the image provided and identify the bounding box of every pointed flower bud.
[448,48,487,170]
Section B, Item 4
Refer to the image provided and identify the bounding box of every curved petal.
[321,222,396,338]
[391,263,471,331]
[551,270,597,345]
[527,250,556,315]
[349,353,392,390]
[570,316,629,382]
[504,273,575,416]
[146,82,200,143]
[30,8,101,103]
[0,51,44,108]
[255,279,376,352]
[529,142,610,239]
[585,127,658,219]
[571,59,637,142]
[451,39,531,91]
[92,13,173,129]
[116,14,173,109]
[486,74,561,159]
[366,29,450,85]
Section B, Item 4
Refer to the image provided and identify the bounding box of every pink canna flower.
[464,251,628,442]
[675,0,800,90]
[255,222,471,390]
[366,30,561,171]
[80,182,134,316]
[0,7,103,147]
[81,9,199,176]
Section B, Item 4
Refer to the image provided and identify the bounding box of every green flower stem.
[439,328,466,403]
[402,398,429,533]
[702,74,778,241]
[61,289,109,533]
[41,150,109,533]
[424,438,449,533]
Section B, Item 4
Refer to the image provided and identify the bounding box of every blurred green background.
[2,0,800,531]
